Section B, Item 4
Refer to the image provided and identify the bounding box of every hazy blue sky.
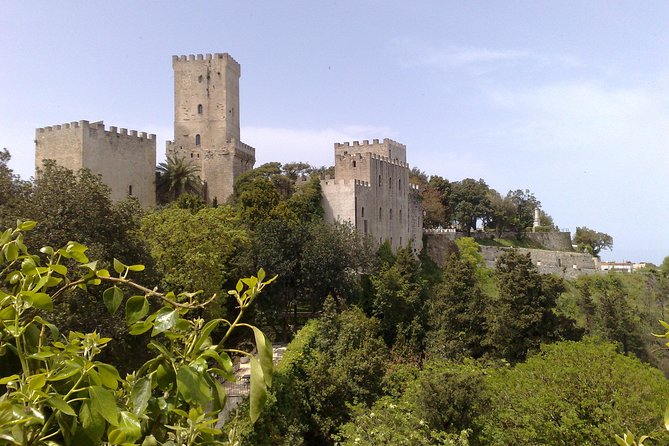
[1,1,668,263]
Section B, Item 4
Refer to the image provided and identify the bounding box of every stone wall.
[35,120,156,207]
[425,232,598,279]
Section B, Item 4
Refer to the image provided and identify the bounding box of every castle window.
[195,134,201,145]
[190,153,193,158]
[361,207,365,218]
[389,209,393,220]
[379,207,382,221]
[197,104,203,114]
[389,177,392,189]
[378,175,382,187]
[128,185,133,196]
[352,160,356,168]
[198,75,203,83]
[399,209,402,222]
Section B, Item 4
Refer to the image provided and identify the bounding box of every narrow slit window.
[128,185,133,196]
[197,104,203,114]
[195,134,201,145]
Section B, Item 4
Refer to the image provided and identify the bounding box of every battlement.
[37,120,155,141]
[334,138,406,150]
[320,178,371,188]
[335,151,408,168]
[172,53,240,71]
[334,138,407,163]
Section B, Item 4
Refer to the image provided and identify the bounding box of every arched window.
[352,160,356,168]
[378,175,382,187]
[197,104,203,114]
[128,185,132,196]
[195,134,201,145]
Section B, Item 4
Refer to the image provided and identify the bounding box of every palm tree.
[156,155,203,204]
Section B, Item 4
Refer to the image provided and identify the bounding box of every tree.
[573,226,613,256]
[505,189,540,237]
[0,222,274,445]
[371,247,428,351]
[450,179,491,235]
[155,155,203,203]
[481,340,669,445]
[234,301,389,446]
[427,251,487,359]
[0,149,30,228]
[140,205,249,308]
[484,250,576,362]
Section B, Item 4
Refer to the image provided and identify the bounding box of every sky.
[1,1,668,264]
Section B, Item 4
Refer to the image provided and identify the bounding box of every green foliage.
[155,155,203,204]
[140,205,248,308]
[0,222,274,445]
[371,247,428,353]
[481,340,669,445]
[450,179,491,235]
[334,397,463,446]
[573,226,614,256]
[0,149,31,229]
[406,359,488,438]
[235,302,389,445]
[484,250,577,362]
[426,252,487,359]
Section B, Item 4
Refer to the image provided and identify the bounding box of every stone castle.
[34,53,423,252]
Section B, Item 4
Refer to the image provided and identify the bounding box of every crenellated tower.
[167,53,255,203]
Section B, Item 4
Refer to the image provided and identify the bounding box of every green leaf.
[251,325,273,387]
[258,268,266,282]
[131,377,152,416]
[176,365,211,407]
[95,363,120,390]
[89,385,119,426]
[199,350,234,380]
[5,242,18,261]
[113,258,125,274]
[129,320,153,335]
[660,320,669,331]
[127,264,145,272]
[18,220,37,231]
[31,293,53,310]
[0,374,19,385]
[192,319,222,353]
[51,264,67,276]
[79,400,106,445]
[249,356,267,423]
[102,287,123,315]
[28,373,47,390]
[108,411,141,445]
[125,296,149,325]
[48,396,76,416]
[152,307,178,336]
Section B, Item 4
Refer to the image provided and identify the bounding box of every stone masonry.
[35,120,156,207]
[321,138,423,253]
[166,53,255,203]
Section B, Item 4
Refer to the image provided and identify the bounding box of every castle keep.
[35,120,156,207]
[166,54,255,203]
[321,139,423,253]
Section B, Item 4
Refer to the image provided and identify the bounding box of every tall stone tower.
[167,53,255,203]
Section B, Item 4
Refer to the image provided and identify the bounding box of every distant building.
[35,120,156,207]
[320,138,423,253]
[600,261,634,273]
[166,53,255,203]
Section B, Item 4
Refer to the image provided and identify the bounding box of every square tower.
[167,53,255,203]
